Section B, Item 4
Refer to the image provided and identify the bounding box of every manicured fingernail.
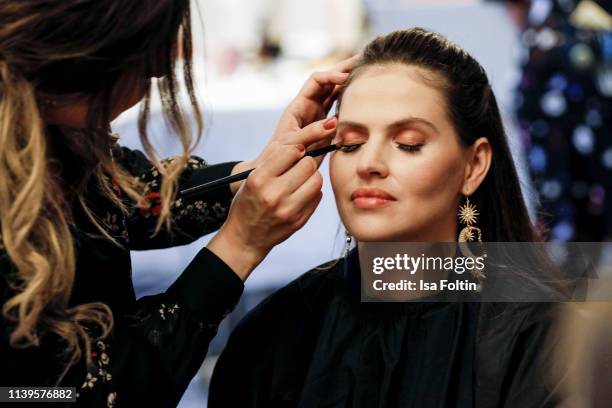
[296,144,305,152]
[323,117,337,130]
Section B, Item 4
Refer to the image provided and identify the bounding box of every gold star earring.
[458,196,482,242]
[458,195,486,284]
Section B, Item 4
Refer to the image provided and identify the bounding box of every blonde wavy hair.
[0,0,203,382]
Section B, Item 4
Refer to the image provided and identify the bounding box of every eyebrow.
[337,117,439,135]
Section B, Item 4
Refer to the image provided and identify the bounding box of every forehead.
[338,64,450,128]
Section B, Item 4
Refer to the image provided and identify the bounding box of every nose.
[356,141,389,179]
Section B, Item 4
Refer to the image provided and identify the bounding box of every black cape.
[210,248,560,408]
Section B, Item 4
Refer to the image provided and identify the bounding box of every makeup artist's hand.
[208,118,336,281]
[273,54,360,136]
[271,53,361,156]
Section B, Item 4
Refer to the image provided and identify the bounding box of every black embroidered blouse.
[0,126,244,407]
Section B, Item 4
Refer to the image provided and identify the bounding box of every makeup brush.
[178,144,340,199]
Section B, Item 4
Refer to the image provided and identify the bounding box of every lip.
[350,187,397,209]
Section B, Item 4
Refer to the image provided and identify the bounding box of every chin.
[353,233,397,242]
[347,221,418,242]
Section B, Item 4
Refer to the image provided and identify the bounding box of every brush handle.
[178,144,338,199]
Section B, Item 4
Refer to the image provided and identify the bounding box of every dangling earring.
[457,195,486,283]
[342,229,353,258]
[458,196,482,243]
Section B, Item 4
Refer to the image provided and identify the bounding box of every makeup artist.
[0,1,354,406]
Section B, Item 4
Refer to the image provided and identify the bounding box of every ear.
[461,137,492,196]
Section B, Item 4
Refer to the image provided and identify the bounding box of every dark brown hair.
[338,28,539,242]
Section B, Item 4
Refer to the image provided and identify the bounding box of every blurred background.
[109,0,611,405]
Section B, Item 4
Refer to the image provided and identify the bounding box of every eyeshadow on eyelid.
[396,139,425,146]
[395,129,426,141]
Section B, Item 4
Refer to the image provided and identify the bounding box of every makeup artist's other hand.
[208,118,336,281]
[271,54,361,160]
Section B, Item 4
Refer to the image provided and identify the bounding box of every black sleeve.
[1,238,245,406]
[112,145,241,250]
[97,247,245,406]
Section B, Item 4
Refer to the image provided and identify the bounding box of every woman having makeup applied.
[0,1,357,406]
[209,28,563,408]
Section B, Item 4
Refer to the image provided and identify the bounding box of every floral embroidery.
[158,303,180,320]
[107,392,117,407]
[98,368,112,381]
[139,191,162,218]
[79,339,116,406]
[173,199,228,227]
[82,373,97,389]
[135,155,218,221]
[102,212,129,243]
[212,202,227,218]
[186,157,208,170]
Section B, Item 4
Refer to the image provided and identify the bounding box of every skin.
[39,55,361,281]
[330,64,492,243]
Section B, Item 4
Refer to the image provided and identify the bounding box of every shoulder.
[212,257,344,393]
[242,257,343,322]
[227,258,344,342]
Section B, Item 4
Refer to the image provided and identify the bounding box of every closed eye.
[338,143,423,153]
[338,143,364,153]
[397,143,423,152]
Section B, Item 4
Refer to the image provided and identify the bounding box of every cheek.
[329,154,354,222]
[329,154,350,194]
[394,146,465,203]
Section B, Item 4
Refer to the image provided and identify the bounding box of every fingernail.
[296,144,305,152]
[323,117,337,130]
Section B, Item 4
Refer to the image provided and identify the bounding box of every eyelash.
[338,143,362,153]
[338,143,423,153]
